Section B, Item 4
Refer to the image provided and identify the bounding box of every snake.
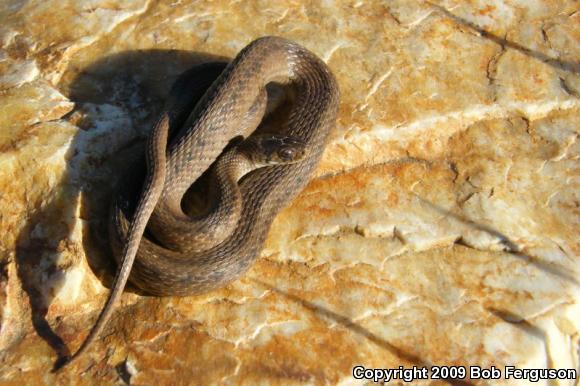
[62,36,339,367]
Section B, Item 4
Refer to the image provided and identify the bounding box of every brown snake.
[63,36,339,367]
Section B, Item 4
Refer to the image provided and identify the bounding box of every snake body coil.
[65,36,339,365]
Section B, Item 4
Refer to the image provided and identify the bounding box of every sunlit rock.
[0,0,578,384]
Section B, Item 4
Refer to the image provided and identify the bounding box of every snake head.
[262,135,307,164]
[242,134,307,165]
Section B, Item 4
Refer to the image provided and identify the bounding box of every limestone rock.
[0,0,578,384]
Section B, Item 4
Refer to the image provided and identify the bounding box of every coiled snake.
[63,36,339,366]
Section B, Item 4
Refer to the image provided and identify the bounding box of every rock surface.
[0,0,578,384]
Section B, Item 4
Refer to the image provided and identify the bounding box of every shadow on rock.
[252,279,475,386]
[14,49,228,370]
[427,1,580,74]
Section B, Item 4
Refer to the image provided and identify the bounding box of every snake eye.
[278,147,295,161]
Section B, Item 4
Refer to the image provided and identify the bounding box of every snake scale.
[63,36,339,367]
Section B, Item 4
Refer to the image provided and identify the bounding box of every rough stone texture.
[0,0,578,385]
